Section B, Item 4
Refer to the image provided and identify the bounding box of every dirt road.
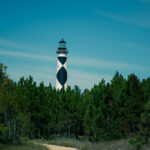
[42,143,79,150]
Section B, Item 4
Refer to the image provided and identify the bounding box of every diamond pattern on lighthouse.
[56,39,68,92]
[57,66,67,86]
[56,56,67,91]
[58,57,66,65]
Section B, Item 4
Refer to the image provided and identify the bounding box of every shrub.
[48,135,55,141]
[0,143,4,150]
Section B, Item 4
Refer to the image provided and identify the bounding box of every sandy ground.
[42,143,79,150]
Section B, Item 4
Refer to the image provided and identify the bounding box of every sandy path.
[42,143,79,150]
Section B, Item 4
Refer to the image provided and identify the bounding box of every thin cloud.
[70,56,147,72]
[0,49,147,72]
[69,69,112,89]
[8,68,112,90]
[0,38,31,50]
[0,39,148,72]
[96,11,150,28]
[0,39,22,49]
[120,42,150,52]
[0,49,55,62]
[9,72,55,88]
[0,38,38,52]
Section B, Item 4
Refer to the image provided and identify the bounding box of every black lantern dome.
[59,38,66,44]
[57,38,68,54]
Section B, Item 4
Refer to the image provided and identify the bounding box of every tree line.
[0,63,150,149]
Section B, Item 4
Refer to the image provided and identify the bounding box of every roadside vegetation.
[4,141,47,150]
[0,63,150,150]
[45,138,134,150]
[32,138,150,150]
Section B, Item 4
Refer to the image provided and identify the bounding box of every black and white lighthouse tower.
[56,39,68,91]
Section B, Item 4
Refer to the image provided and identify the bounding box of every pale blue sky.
[0,0,150,89]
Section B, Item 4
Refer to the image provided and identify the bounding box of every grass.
[4,142,48,150]
[35,137,135,150]
[47,138,135,150]
[36,137,150,150]
[3,138,150,150]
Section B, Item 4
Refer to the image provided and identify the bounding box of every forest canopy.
[0,63,150,150]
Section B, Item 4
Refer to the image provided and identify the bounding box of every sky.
[0,0,150,90]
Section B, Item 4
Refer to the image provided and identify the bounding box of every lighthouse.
[56,39,68,92]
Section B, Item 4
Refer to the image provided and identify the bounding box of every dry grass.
[4,142,48,150]
[6,138,149,150]
[36,137,150,150]
[46,138,134,150]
